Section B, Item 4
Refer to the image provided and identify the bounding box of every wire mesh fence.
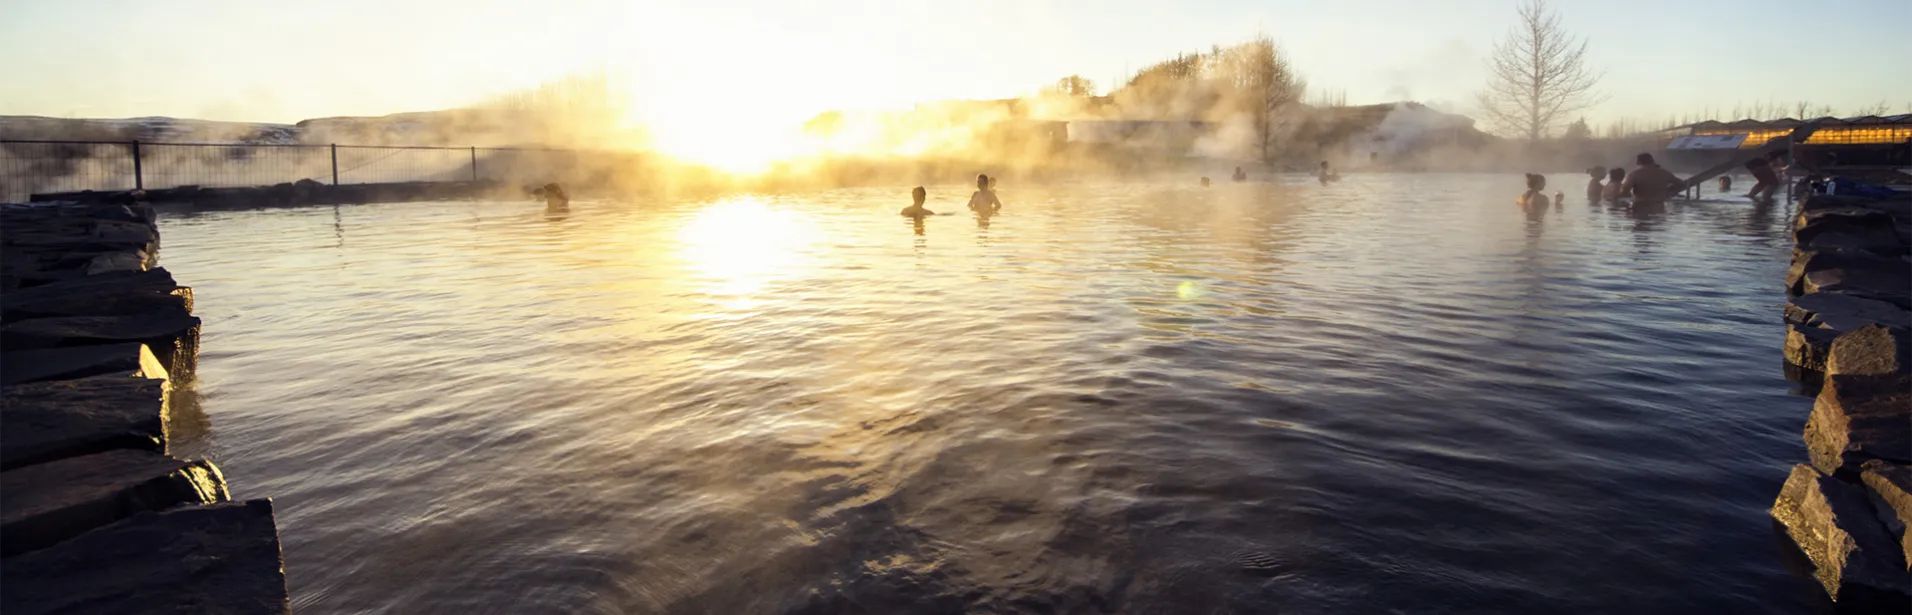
[0,140,609,202]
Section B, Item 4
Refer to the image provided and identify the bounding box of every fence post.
[131,141,143,190]
[469,147,478,182]
[330,144,339,186]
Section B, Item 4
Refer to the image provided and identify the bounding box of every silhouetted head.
[912,186,926,205]
[977,174,989,189]
[1200,177,1211,187]
[1320,161,1329,169]
[1589,166,1606,179]
[1526,173,1546,190]
[1609,167,1625,183]
[1636,152,1655,166]
[987,176,998,189]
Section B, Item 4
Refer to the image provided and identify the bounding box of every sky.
[2,0,1908,130]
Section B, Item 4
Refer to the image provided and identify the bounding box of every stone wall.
[0,201,291,613]
[1774,194,1912,612]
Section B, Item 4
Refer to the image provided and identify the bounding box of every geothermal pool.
[159,175,1823,614]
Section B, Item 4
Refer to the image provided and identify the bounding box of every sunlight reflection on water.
[157,175,1821,614]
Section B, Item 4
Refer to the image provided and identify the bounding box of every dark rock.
[1786,293,1912,331]
[1788,250,1879,296]
[0,267,181,305]
[0,449,227,556]
[1860,460,1912,572]
[1804,268,1912,309]
[1788,323,1841,371]
[1828,324,1912,377]
[0,342,168,386]
[0,499,289,615]
[1771,464,1912,606]
[1,376,167,471]
[1800,195,1912,220]
[1,287,192,323]
[1,309,201,377]
[1804,374,1912,475]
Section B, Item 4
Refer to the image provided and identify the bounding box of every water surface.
[158,175,1823,614]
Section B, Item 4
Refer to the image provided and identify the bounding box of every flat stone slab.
[1788,249,1903,297]
[0,343,168,386]
[1771,464,1912,607]
[1805,268,1912,309]
[1786,293,1912,332]
[0,449,227,557]
[1787,323,1840,372]
[0,499,288,615]
[1,287,191,323]
[1,376,168,471]
[0,309,202,377]
[1860,460,1912,573]
[0,269,184,309]
[1828,324,1912,377]
[2,309,200,351]
[1805,374,1912,475]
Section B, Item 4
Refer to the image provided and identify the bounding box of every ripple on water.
[157,177,1820,614]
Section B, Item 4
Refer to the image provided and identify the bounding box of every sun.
[674,198,820,297]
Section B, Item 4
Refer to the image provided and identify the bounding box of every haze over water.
[158,175,1821,613]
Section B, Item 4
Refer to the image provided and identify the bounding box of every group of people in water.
[1542,149,1805,213]
[1198,162,1340,188]
[1520,152,1689,212]
[900,174,1003,219]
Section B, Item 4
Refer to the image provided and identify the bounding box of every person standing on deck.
[1620,153,1685,204]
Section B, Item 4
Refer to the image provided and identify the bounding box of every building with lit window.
[1662,114,1912,170]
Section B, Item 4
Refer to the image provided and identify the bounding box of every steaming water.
[158,175,1825,614]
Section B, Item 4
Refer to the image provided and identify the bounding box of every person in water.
[1717,175,1732,193]
[900,186,934,218]
[1619,152,1685,204]
[968,174,1002,214]
[1602,167,1628,201]
[1517,173,1551,210]
[1586,167,1607,201]
[1200,176,1212,187]
[1743,151,1781,201]
[538,182,569,209]
[1232,167,1248,182]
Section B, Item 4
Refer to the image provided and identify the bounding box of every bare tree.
[1228,34,1306,163]
[1047,75,1098,97]
[1476,0,1605,140]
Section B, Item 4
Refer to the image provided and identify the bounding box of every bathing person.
[1619,153,1684,204]
[968,174,1002,214]
[1586,167,1607,201]
[1602,167,1628,201]
[540,182,569,209]
[1744,152,1781,201]
[901,186,934,218]
[1717,175,1732,193]
[1232,167,1248,182]
[1201,176,1212,187]
[1518,173,1551,210]
[1317,161,1332,184]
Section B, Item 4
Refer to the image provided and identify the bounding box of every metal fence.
[0,140,597,202]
